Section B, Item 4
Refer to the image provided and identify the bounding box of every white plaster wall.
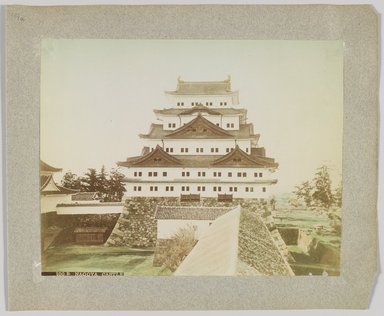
[124,166,274,181]
[165,94,236,108]
[56,203,124,215]
[143,138,250,154]
[124,181,275,199]
[157,219,213,240]
[40,194,72,214]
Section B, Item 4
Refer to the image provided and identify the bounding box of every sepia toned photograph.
[40,39,343,277]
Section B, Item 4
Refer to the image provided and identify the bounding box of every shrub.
[161,225,197,272]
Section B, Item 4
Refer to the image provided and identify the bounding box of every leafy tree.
[61,171,81,190]
[294,181,313,207]
[312,165,334,209]
[106,169,126,202]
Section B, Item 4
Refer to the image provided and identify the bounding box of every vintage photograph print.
[40,40,343,276]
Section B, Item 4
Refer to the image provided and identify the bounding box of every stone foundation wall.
[105,197,273,249]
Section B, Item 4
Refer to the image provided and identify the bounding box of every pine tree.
[96,165,108,200]
[82,168,98,192]
[312,165,334,209]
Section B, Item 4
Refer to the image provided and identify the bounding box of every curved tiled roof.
[40,160,62,173]
[139,121,259,140]
[165,77,235,95]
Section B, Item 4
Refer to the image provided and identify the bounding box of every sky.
[40,39,343,194]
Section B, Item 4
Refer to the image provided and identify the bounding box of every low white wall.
[56,203,124,215]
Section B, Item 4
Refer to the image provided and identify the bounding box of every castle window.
[202,186,205,191]
[148,172,152,177]
[246,148,249,153]
[234,187,237,192]
[211,148,214,153]
[170,186,174,191]
[154,186,158,191]
[153,172,158,177]
[181,102,184,106]
[196,148,204,153]
[168,123,172,128]
[163,172,167,176]
[206,102,209,106]
[245,187,249,192]
[226,148,230,153]
[254,172,258,177]
[224,102,227,105]
[134,172,137,176]
[228,172,232,177]
[197,186,201,191]
[243,172,247,177]
[166,148,169,152]
[138,186,141,191]
[172,123,176,128]
[210,102,212,106]
[134,186,137,191]
[213,186,217,192]
[230,123,234,128]
[150,186,154,191]
[215,148,219,153]
[227,123,230,128]
[182,171,190,177]
[259,172,263,177]
[262,187,266,192]
[182,186,185,191]
[191,102,194,106]
[166,186,169,191]
[229,187,233,192]
[220,102,223,106]
[218,186,221,192]
[181,148,184,153]
[154,158,162,162]
[186,186,190,191]
[216,123,220,126]
[237,172,242,177]
[233,158,241,162]
[250,187,254,192]
[170,148,173,153]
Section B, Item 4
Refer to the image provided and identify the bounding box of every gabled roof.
[72,192,100,201]
[154,107,246,116]
[140,122,259,140]
[165,114,234,139]
[165,77,236,95]
[117,145,183,167]
[213,145,278,168]
[40,160,62,173]
[155,206,233,220]
[41,174,78,195]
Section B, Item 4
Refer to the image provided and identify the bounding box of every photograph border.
[5,5,378,310]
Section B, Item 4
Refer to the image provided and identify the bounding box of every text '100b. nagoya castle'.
[117,76,278,201]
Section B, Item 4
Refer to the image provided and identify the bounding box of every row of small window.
[164,147,249,153]
[133,171,263,177]
[133,186,266,192]
[168,122,235,129]
[133,171,168,177]
[176,102,228,107]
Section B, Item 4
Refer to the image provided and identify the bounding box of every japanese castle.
[118,77,278,200]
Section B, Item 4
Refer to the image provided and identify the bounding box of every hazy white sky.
[41,40,343,194]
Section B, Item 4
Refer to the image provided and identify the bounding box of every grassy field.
[42,245,172,276]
